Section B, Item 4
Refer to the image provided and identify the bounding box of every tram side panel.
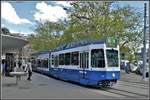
[34,42,120,87]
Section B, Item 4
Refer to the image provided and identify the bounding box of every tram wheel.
[101,81,110,88]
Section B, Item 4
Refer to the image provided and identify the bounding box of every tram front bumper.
[105,71,120,80]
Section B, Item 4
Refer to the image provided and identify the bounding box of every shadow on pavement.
[2,83,17,87]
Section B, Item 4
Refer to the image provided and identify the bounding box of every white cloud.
[54,1,72,7]
[1,2,31,24]
[34,1,68,22]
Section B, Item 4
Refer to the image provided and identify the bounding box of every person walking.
[1,59,6,76]
[22,59,26,70]
[125,62,130,74]
[24,60,32,81]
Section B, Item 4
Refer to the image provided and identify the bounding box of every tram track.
[110,87,148,97]
[100,87,148,98]
[88,84,148,98]
[117,81,148,89]
[119,80,148,87]
[117,83,148,89]
[120,79,148,85]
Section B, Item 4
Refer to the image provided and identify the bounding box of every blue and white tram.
[33,39,120,87]
[31,50,50,75]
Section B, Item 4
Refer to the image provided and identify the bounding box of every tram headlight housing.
[112,73,115,78]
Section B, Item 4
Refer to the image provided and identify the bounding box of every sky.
[1,1,149,36]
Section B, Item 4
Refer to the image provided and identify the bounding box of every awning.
[2,34,28,53]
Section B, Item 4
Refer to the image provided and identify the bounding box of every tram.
[32,38,120,87]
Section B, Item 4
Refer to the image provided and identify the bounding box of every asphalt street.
[1,70,149,99]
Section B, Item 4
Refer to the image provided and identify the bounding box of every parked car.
[129,61,142,72]
[129,63,138,72]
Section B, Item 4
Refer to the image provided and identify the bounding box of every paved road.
[2,70,149,99]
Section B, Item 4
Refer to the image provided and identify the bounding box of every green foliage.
[1,27,10,35]
[27,21,65,51]
[28,1,143,62]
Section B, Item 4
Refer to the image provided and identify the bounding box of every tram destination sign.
[106,37,118,48]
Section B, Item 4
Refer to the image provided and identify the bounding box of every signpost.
[106,37,118,48]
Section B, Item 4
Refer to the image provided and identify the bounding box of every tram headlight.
[112,73,115,78]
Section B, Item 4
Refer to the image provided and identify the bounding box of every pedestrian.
[22,59,26,70]
[4,60,8,76]
[1,59,6,76]
[125,62,130,74]
[24,59,32,81]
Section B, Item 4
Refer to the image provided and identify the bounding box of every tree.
[28,1,143,62]
[65,1,143,61]
[28,21,65,51]
[1,27,10,35]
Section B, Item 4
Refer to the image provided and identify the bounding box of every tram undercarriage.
[99,80,117,88]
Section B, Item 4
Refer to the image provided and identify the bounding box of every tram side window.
[59,54,64,65]
[65,53,70,65]
[52,55,54,65]
[37,59,41,67]
[71,52,79,65]
[91,49,105,68]
[43,59,48,68]
[54,56,59,67]
[86,52,89,68]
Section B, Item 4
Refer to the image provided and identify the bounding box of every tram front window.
[106,49,118,67]
[91,49,105,68]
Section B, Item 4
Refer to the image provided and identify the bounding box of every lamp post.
[0,29,2,71]
[142,3,147,80]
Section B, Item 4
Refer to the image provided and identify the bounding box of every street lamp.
[142,3,147,80]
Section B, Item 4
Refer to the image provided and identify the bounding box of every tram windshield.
[106,49,119,67]
[91,49,105,68]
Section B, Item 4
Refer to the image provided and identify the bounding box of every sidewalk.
[1,72,50,99]
[1,71,149,99]
[120,70,149,84]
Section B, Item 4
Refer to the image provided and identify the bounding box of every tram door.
[49,53,51,68]
[79,52,89,79]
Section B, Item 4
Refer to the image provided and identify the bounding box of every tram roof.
[32,39,105,56]
[51,39,105,52]
[31,49,50,56]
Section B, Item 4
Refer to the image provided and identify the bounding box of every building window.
[71,52,79,65]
